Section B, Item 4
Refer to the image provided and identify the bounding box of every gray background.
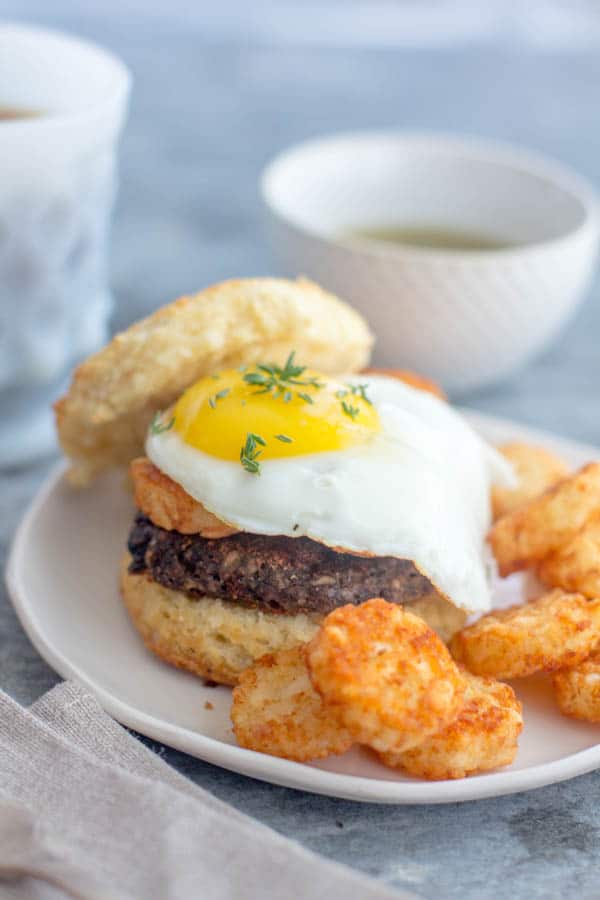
[1,3,599,898]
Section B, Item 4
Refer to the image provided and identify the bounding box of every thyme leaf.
[242,350,324,403]
[346,382,372,405]
[341,400,359,420]
[240,432,266,474]
[208,387,230,409]
[150,413,175,434]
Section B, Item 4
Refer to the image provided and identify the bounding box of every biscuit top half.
[55,277,374,485]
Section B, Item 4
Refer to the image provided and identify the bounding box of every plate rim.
[6,411,600,804]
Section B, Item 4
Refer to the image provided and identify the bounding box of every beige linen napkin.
[0,682,413,900]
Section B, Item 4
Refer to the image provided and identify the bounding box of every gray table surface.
[2,6,600,899]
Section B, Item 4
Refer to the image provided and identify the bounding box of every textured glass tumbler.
[0,25,130,466]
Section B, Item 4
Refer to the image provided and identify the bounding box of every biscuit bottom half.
[120,553,467,686]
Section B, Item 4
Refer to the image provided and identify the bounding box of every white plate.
[6,411,600,804]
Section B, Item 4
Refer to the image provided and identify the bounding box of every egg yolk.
[169,362,380,463]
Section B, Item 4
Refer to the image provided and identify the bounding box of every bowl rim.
[261,130,600,260]
[0,23,131,132]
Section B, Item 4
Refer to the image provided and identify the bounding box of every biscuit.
[120,554,321,685]
[57,278,374,484]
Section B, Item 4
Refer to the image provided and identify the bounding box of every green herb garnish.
[341,400,359,420]
[150,413,175,434]
[347,382,372,405]
[242,351,324,403]
[208,388,230,410]
[240,432,266,474]
[275,434,293,443]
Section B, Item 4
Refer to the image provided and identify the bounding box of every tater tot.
[231,646,353,761]
[380,669,523,780]
[307,599,465,754]
[489,463,600,577]
[491,442,569,522]
[450,590,600,680]
[552,650,600,724]
[538,516,600,598]
[362,368,446,400]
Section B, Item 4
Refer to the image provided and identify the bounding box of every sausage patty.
[127,513,436,616]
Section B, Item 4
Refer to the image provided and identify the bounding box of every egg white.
[146,375,512,614]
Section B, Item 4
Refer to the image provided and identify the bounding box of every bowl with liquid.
[261,132,600,393]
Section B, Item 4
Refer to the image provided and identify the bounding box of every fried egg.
[146,361,512,614]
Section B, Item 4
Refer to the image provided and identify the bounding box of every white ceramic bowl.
[261,132,600,394]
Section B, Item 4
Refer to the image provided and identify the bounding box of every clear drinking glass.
[0,24,130,466]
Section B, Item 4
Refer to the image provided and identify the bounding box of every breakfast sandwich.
[56,277,511,686]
